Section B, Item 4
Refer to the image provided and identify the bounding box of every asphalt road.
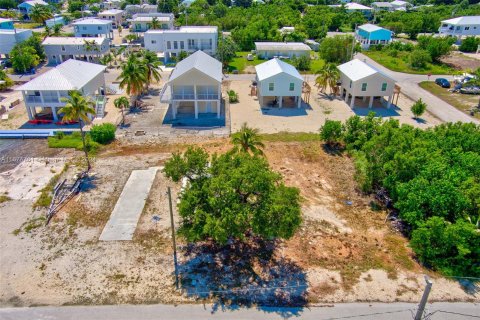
[355,53,479,124]
[0,302,479,320]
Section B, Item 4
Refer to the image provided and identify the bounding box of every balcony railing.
[173,93,195,100]
[26,96,42,103]
[187,46,213,51]
[197,93,219,100]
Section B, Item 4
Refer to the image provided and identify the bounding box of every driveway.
[355,53,479,124]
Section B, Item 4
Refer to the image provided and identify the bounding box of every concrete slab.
[99,167,161,241]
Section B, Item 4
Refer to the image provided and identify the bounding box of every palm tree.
[231,123,265,156]
[117,54,148,106]
[114,96,129,125]
[150,17,161,30]
[315,63,340,97]
[53,23,62,35]
[44,25,52,38]
[83,39,99,62]
[30,4,53,25]
[99,53,113,67]
[59,91,96,170]
[141,50,162,91]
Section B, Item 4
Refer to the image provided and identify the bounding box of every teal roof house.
[356,24,392,49]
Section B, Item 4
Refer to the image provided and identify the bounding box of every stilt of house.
[369,96,374,109]
[350,95,355,108]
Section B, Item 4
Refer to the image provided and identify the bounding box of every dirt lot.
[228,80,442,134]
[1,137,478,308]
[441,52,480,71]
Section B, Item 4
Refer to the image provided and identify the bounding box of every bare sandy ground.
[228,80,442,134]
[1,140,478,308]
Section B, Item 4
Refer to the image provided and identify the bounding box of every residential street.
[0,302,479,320]
[355,53,479,124]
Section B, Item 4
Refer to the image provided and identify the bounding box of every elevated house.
[439,16,480,41]
[160,50,222,119]
[371,2,394,12]
[129,13,174,32]
[73,18,114,39]
[254,42,311,59]
[18,0,48,18]
[356,24,393,49]
[338,59,397,109]
[391,0,410,11]
[125,4,158,16]
[98,9,125,28]
[255,58,304,108]
[42,37,110,65]
[17,59,107,121]
[102,0,123,10]
[329,2,372,17]
[145,26,218,62]
[0,28,33,57]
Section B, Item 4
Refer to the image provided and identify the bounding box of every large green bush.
[326,114,480,277]
[89,123,116,144]
[459,36,480,53]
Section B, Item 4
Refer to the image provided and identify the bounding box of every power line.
[425,310,480,319]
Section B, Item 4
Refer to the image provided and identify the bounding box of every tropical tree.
[163,147,302,244]
[83,39,99,62]
[0,69,14,90]
[99,53,113,67]
[320,119,343,147]
[114,96,129,125]
[44,25,52,38]
[216,37,238,69]
[411,98,427,119]
[150,17,161,29]
[59,91,96,170]
[231,122,265,156]
[53,23,62,35]
[140,50,162,90]
[316,63,340,96]
[10,43,40,74]
[30,4,53,25]
[117,54,148,105]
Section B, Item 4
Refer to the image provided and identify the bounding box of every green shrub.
[459,36,480,53]
[54,131,65,140]
[228,90,239,103]
[89,123,116,144]
[409,49,431,69]
[319,119,343,146]
[411,98,427,119]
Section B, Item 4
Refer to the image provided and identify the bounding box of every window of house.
[167,41,171,49]
[82,26,87,30]
[349,81,352,88]
[151,40,156,44]
[465,27,470,30]
[98,26,102,30]
[269,83,274,91]
[61,45,66,51]
[180,41,184,49]
[381,83,387,91]
[361,83,367,91]
[456,26,461,30]
[174,41,178,49]
[289,83,294,91]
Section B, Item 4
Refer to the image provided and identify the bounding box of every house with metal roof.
[255,42,311,59]
[338,59,397,109]
[0,28,33,57]
[18,0,48,18]
[356,24,393,49]
[0,18,14,30]
[102,0,123,10]
[254,58,304,108]
[439,16,480,40]
[145,26,218,62]
[129,13,174,32]
[160,50,222,120]
[73,18,114,39]
[125,4,158,15]
[329,3,372,17]
[371,2,394,12]
[42,37,110,65]
[98,9,125,28]
[391,0,410,11]
[17,59,107,121]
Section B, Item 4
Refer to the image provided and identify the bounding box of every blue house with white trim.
[356,24,392,49]
[18,0,48,18]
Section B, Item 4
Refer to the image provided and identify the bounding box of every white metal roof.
[73,18,112,25]
[19,0,48,6]
[129,16,171,22]
[17,60,106,91]
[345,2,372,10]
[372,2,393,7]
[255,42,311,51]
[255,58,303,82]
[99,9,124,15]
[42,37,106,45]
[338,59,394,82]
[441,16,480,26]
[391,0,409,5]
[146,26,217,34]
[358,23,390,33]
[169,50,222,83]
[0,18,13,23]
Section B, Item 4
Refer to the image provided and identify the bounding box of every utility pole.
[414,275,433,320]
[167,187,179,289]
[351,23,357,61]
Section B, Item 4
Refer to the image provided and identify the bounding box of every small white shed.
[255,58,304,108]
[338,59,396,109]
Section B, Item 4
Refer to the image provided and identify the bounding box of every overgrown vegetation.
[90,123,116,144]
[48,132,100,153]
[319,115,480,277]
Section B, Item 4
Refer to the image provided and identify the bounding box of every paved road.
[0,302,478,320]
[355,53,479,124]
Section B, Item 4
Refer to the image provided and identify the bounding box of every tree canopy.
[164,147,302,244]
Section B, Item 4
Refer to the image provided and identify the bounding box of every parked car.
[460,86,480,95]
[435,78,451,88]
